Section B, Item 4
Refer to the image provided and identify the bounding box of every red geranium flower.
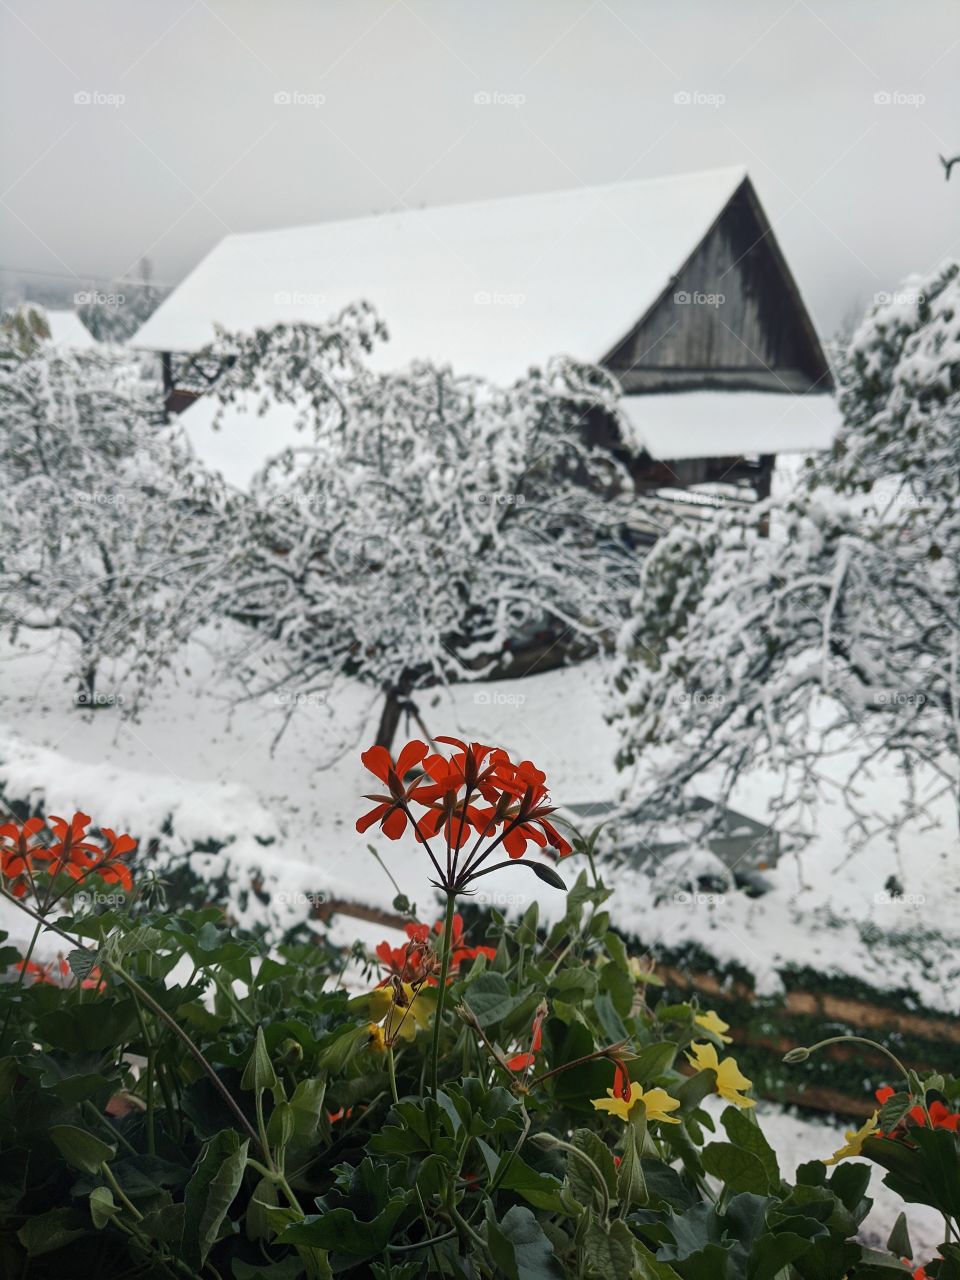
[358,736,570,893]
[375,913,494,987]
[1,812,136,903]
[356,740,430,839]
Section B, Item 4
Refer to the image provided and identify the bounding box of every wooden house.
[131,167,838,496]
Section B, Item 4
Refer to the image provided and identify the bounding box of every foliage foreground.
[1,739,959,1279]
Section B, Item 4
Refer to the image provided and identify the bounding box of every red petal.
[505,1052,536,1071]
[395,740,429,777]
[360,746,393,783]
[381,808,408,840]
[356,803,389,834]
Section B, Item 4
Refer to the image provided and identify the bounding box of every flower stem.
[429,890,457,1098]
[387,1046,399,1104]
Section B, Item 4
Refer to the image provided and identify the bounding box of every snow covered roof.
[619,391,840,460]
[178,392,306,490]
[132,166,749,384]
[43,308,100,349]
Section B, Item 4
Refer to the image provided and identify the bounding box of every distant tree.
[204,305,640,747]
[76,258,163,342]
[0,317,225,709]
[610,262,960,852]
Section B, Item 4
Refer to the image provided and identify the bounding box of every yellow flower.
[686,1041,755,1109]
[823,1111,879,1165]
[694,1010,732,1044]
[367,983,434,1043]
[592,1082,681,1125]
[367,1022,387,1053]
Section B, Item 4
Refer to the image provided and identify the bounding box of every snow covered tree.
[610,262,960,852]
[0,317,226,709]
[203,306,640,746]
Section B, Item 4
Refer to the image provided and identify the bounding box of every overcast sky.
[1,0,958,334]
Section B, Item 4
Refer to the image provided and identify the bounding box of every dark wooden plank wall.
[605,182,832,396]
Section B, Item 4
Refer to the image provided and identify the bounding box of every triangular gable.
[603,177,832,394]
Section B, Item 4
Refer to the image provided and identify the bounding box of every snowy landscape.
[1,3,959,1277]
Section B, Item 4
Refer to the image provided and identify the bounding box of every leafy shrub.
[0,740,956,1277]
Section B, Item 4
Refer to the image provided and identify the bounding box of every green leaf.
[603,929,629,972]
[486,1205,564,1280]
[37,998,138,1052]
[89,1185,120,1229]
[267,1100,295,1151]
[721,1107,780,1191]
[583,1218,639,1273]
[887,1211,911,1260]
[49,1124,115,1175]
[496,1155,567,1213]
[278,1200,408,1257]
[633,1240,684,1279]
[241,1026,278,1092]
[594,989,629,1043]
[617,1129,648,1210]
[630,1040,679,1084]
[878,1091,913,1133]
[17,1207,88,1257]
[67,948,98,980]
[246,1177,279,1242]
[746,1231,811,1280]
[701,1143,769,1195]
[181,1128,250,1267]
[566,1128,618,1209]
[462,972,525,1027]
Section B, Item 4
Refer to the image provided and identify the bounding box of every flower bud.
[782,1047,810,1064]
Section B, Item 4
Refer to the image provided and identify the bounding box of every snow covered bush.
[0,323,226,710]
[610,262,960,852]
[200,307,640,744]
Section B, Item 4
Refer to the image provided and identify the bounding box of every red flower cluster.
[15,955,104,990]
[357,737,570,890]
[376,913,495,987]
[0,811,136,901]
[875,1085,960,1136]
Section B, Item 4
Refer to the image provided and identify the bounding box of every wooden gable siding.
[604,178,832,395]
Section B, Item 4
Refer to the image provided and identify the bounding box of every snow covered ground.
[1,610,957,1012]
